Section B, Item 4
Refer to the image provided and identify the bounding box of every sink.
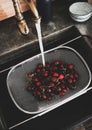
[0,26,92,130]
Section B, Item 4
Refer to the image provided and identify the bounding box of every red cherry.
[54,61,60,65]
[39,86,44,91]
[53,72,59,77]
[63,88,67,93]
[34,78,39,82]
[36,91,41,95]
[49,82,55,87]
[59,74,64,80]
[59,91,65,96]
[43,71,48,77]
[51,77,57,82]
[67,78,73,84]
[45,63,50,68]
[68,64,75,69]
[57,87,62,92]
[69,74,74,79]
[36,81,41,86]
[37,63,43,69]
[41,94,47,99]
[36,69,40,73]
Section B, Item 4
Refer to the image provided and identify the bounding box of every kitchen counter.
[0,1,92,69]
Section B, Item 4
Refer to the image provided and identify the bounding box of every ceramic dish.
[69,2,92,22]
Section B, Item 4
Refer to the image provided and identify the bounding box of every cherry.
[37,63,43,69]
[63,88,67,93]
[54,60,60,65]
[49,82,55,87]
[68,64,75,69]
[39,86,44,91]
[69,74,74,79]
[45,63,50,68]
[36,69,41,73]
[53,72,59,77]
[43,71,48,77]
[67,78,73,84]
[57,87,62,92]
[59,91,65,96]
[36,91,41,96]
[34,78,39,82]
[35,81,41,86]
[41,94,47,100]
[59,74,64,80]
[51,77,57,82]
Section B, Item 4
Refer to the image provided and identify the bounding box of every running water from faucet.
[35,19,45,66]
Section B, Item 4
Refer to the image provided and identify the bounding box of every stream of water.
[35,21,45,66]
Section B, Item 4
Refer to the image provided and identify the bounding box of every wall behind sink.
[0,0,29,21]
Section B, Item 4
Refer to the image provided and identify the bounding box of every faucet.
[12,0,29,35]
[12,0,56,35]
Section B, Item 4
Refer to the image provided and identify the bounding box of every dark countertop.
[0,1,92,68]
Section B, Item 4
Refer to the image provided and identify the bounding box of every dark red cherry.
[43,71,48,77]
[41,94,47,100]
[54,61,60,65]
[45,63,50,68]
[67,78,73,84]
[68,64,75,69]
[69,74,74,79]
[53,72,59,77]
[59,91,65,96]
[36,69,41,73]
[37,63,43,69]
[49,82,55,87]
[36,81,41,86]
[51,77,57,82]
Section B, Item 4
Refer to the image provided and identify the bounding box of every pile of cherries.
[26,60,79,101]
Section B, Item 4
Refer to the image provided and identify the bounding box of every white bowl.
[70,13,91,22]
[69,2,92,22]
